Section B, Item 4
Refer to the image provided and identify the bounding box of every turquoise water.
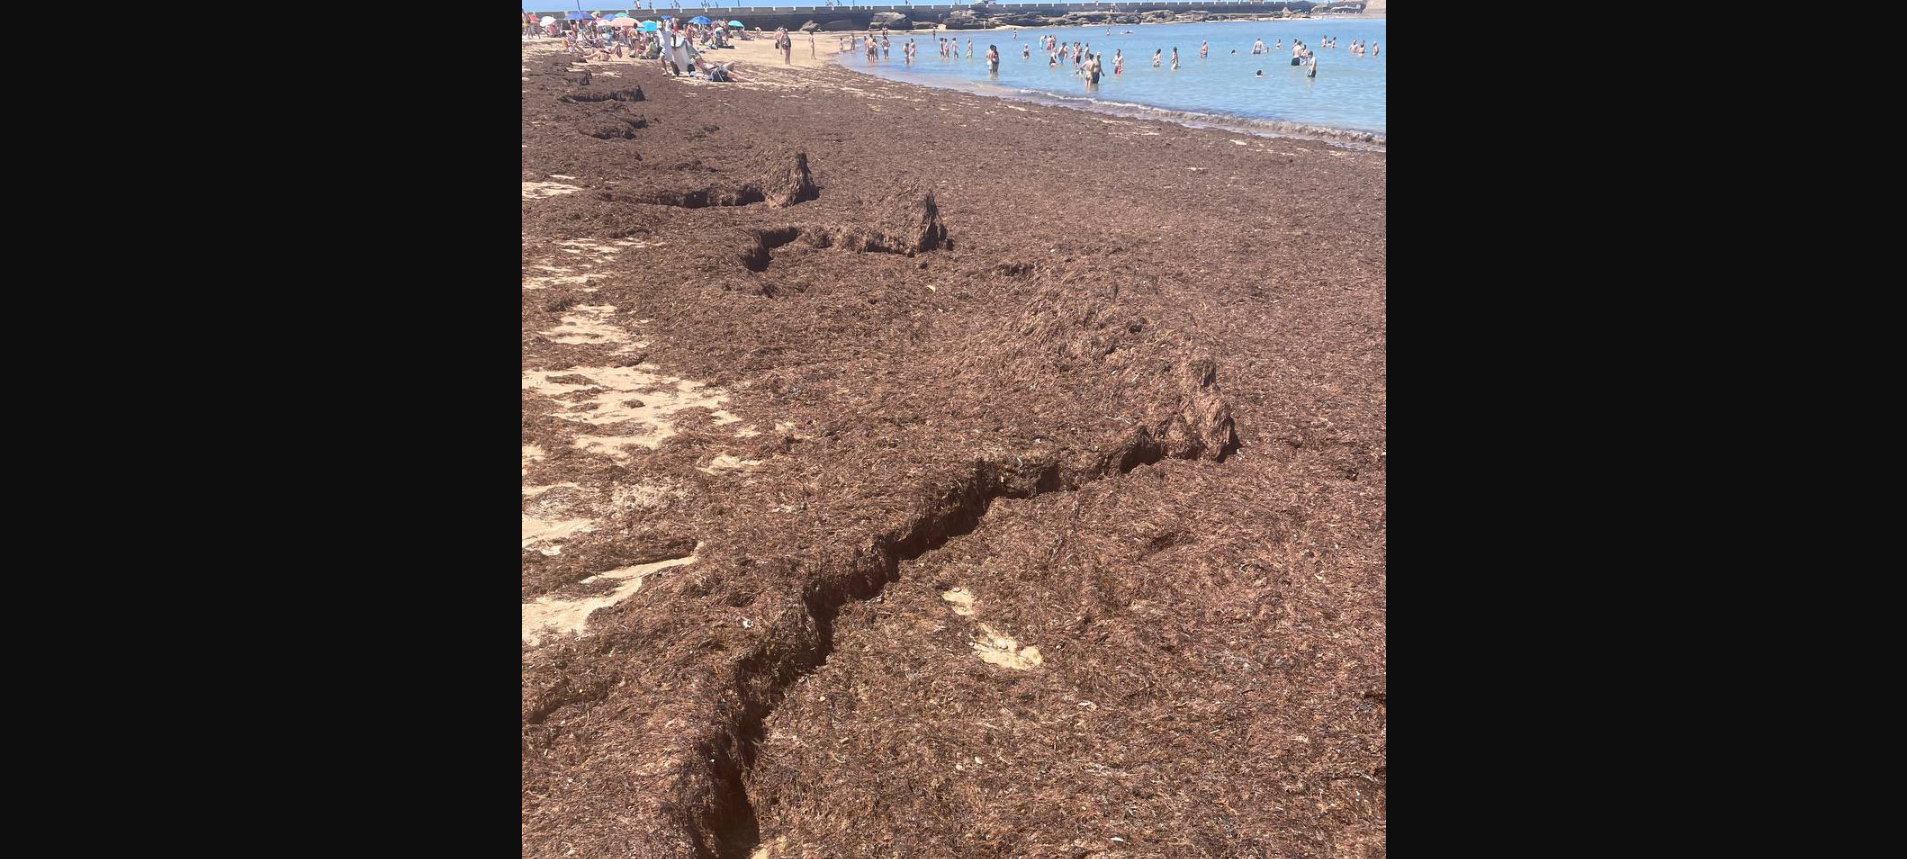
[838,19,1385,142]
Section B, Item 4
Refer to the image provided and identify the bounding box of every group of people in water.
[539,14,1378,89]
[832,28,1376,87]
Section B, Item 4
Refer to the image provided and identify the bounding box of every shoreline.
[701,18,1385,148]
[834,55,1386,149]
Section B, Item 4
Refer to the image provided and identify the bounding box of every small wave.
[1015,90,1386,149]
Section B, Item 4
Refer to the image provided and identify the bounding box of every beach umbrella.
[639,21,659,31]
[610,17,638,27]
[728,20,743,27]
[540,16,555,25]
[689,15,711,25]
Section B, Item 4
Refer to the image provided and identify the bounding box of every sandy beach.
[523,36,1385,859]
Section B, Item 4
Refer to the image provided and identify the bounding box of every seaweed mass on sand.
[523,38,1385,859]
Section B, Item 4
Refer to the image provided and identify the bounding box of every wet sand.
[523,37,1385,859]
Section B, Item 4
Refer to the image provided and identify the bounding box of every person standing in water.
[986,44,1000,73]
[1171,47,1179,70]
[1200,40,1208,59]
[1152,48,1161,67]
[1308,56,1318,78]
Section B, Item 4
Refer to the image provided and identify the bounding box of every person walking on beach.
[774,27,791,64]
[810,31,816,59]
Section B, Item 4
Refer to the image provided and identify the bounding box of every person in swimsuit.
[986,44,999,73]
[1152,49,1161,67]
[1170,47,1179,70]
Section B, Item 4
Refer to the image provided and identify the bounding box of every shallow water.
[839,19,1385,139]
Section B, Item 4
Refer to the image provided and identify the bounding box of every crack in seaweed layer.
[684,428,1224,859]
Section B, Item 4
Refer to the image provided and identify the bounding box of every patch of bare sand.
[941,587,976,617]
[523,366,745,460]
[972,623,1043,670]
[523,181,581,200]
[542,304,648,350]
[697,453,763,474]
[521,506,596,554]
[522,550,699,645]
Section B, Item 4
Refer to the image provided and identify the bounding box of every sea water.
[839,19,1385,143]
